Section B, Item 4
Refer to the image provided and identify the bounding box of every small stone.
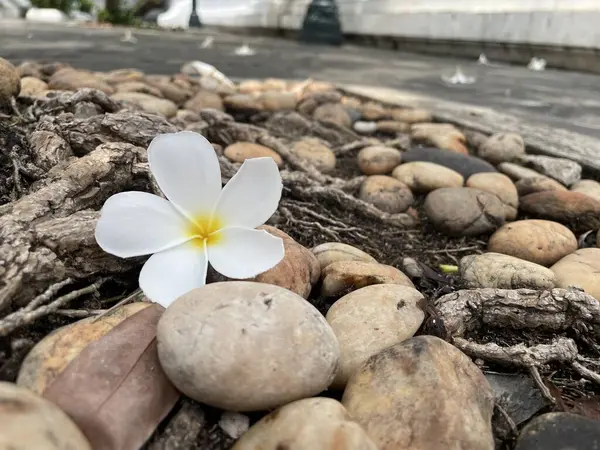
[327,284,425,388]
[115,81,163,98]
[16,60,42,78]
[0,57,21,104]
[111,92,177,117]
[519,155,582,186]
[313,102,352,128]
[224,142,283,168]
[514,412,600,450]
[184,89,224,113]
[402,147,496,178]
[238,80,263,94]
[312,242,377,272]
[392,161,464,193]
[157,282,339,412]
[231,398,377,450]
[353,121,377,134]
[376,120,410,134]
[321,261,415,298]
[0,382,92,450]
[498,162,543,181]
[520,191,600,232]
[18,76,47,97]
[342,336,495,450]
[486,373,551,428]
[488,220,578,266]
[291,138,336,173]
[411,123,469,154]
[466,172,518,220]
[297,91,342,115]
[515,177,567,196]
[424,187,505,236]
[224,94,263,112]
[341,96,362,109]
[390,107,432,123]
[460,253,556,289]
[359,175,414,213]
[175,109,202,124]
[262,78,288,91]
[48,68,114,94]
[259,91,297,111]
[478,132,525,164]
[571,179,600,202]
[360,101,388,121]
[146,78,192,104]
[101,68,145,84]
[357,146,402,175]
[401,257,424,278]
[551,248,600,300]
[253,226,320,299]
[219,412,250,439]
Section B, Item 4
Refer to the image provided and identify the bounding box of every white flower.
[95,131,285,307]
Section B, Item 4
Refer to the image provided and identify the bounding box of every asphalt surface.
[3,21,600,138]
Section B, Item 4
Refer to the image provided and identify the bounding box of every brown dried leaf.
[42,303,180,450]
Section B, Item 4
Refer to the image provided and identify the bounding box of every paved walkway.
[3,21,600,138]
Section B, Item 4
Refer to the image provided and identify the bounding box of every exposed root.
[0,278,105,336]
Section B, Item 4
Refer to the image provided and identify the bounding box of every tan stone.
[184,89,224,112]
[111,92,177,117]
[327,284,425,388]
[359,175,414,213]
[342,336,495,450]
[466,172,518,220]
[231,398,377,450]
[0,57,21,103]
[321,261,415,298]
[224,142,283,168]
[313,102,352,128]
[18,76,47,97]
[291,137,336,173]
[551,248,600,300]
[157,282,340,411]
[312,242,377,272]
[392,162,464,193]
[571,179,600,202]
[460,253,556,289]
[411,123,468,155]
[357,146,403,175]
[48,68,114,94]
[488,220,578,266]
[390,107,432,123]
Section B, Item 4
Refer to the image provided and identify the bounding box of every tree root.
[0,278,105,336]
[435,288,600,388]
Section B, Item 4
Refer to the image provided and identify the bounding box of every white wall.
[159,0,600,50]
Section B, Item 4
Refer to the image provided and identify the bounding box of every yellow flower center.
[186,214,223,248]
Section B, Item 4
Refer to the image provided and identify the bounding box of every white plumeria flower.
[95,131,285,307]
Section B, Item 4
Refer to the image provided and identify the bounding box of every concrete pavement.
[2,21,600,139]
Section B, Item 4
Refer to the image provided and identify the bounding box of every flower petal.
[139,240,208,307]
[207,227,284,279]
[212,157,282,229]
[95,191,190,258]
[148,131,222,219]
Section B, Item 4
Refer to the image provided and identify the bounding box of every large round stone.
[551,248,600,300]
[488,220,578,266]
[478,132,525,164]
[392,161,463,193]
[326,284,425,388]
[357,146,402,175]
[0,382,92,450]
[359,175,414,213]
[424,187,505,236]
[342,336,495,450]
[157,282,340,412]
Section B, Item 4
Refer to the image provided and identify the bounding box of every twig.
[91,288,145,323]
[573,360,600,386]
[494,403,518,438]
[51,309,107,318]
[0,278,105,337]
[423,245,482,254]
[21,278,74,313]
[10,97,23,119]
[529,366,555,404]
